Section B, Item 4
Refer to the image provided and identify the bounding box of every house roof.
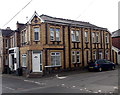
[40,14,107,31]
[16,22,26,31]
[112,29,120,37]
[0,29,15,36]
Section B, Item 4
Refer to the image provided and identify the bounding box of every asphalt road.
[1,68,118,94]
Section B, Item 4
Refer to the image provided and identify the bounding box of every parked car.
[87,59,115,72]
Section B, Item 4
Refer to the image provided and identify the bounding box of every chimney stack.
[6,27,11,30]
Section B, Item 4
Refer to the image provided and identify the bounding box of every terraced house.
[0,12,113,76]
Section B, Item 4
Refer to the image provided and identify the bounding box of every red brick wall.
[112,37,120,49]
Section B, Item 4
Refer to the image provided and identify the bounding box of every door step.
[26,72,43,78]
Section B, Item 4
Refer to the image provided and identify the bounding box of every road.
[1,68,118,94]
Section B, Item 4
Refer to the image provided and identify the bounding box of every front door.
[32,52,42,72]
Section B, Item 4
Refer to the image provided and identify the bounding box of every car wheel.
[98,67,102,72]
[111,66,115,70]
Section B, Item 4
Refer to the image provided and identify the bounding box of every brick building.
[0,27,19,72]
[0,12,113,76]
[112,29,120,64]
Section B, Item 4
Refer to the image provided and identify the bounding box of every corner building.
[17,12,112,76]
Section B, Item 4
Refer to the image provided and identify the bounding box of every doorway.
[32,51,42,72]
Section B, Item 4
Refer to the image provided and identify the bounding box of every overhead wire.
[2,0,33,28]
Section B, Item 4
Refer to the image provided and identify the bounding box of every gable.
[29,11,44,24]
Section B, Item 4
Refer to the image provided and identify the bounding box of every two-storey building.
[0,27,20,73]
[15,12,112,77]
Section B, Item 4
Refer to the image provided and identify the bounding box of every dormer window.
[34,27,40,41]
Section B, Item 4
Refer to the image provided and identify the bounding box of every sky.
[0,0,119,32]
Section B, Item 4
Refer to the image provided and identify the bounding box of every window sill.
[45,65,62,68]
[34,40,40,42]
[72,41,80,43]
[50,41,61,42]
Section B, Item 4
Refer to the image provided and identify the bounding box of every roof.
[16,22,26,31]
[40,14,107,31]
[112,29,120,37]
[0,29,15,36]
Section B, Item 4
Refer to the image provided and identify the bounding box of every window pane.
[51,56,55,65]
[22,54,26,67]
[99,51,102,59]
[50,28,54,41]
[71,30,76,41]
[56,52,60,56]
[56,56,60,65]
[34,28,39,32]
[93,51,96,60]
[85,32,88,42]
[51,53,55,55]
[72,51,75,55]
[76,55,80,63]
[72,55,75,63]
[34,32,39,40]
[96,33,99,42]
[92,32,95,43]
[76,51,80,55]
[76,31,79,41]
[56,28,60,41]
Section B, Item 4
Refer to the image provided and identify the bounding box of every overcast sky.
[0,0,119,32]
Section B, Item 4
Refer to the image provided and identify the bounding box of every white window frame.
[71,30,76,41]
[22,54,26,67]
[96,32,99,43]
[5,56,8,65]
[99,51,103,59]
[56,28,60,41]
[105,33,109,43]
[34,27,40,41]
[93,51,96,60]
[51,52,61,66]
[72,51,76,63]
[76,30,80,42]
[76,51,80,63]
[92,32,95,43]
[105,50,108,59]
[5,39,8,48]
[85,32,88,42]
[50,28,54,41]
